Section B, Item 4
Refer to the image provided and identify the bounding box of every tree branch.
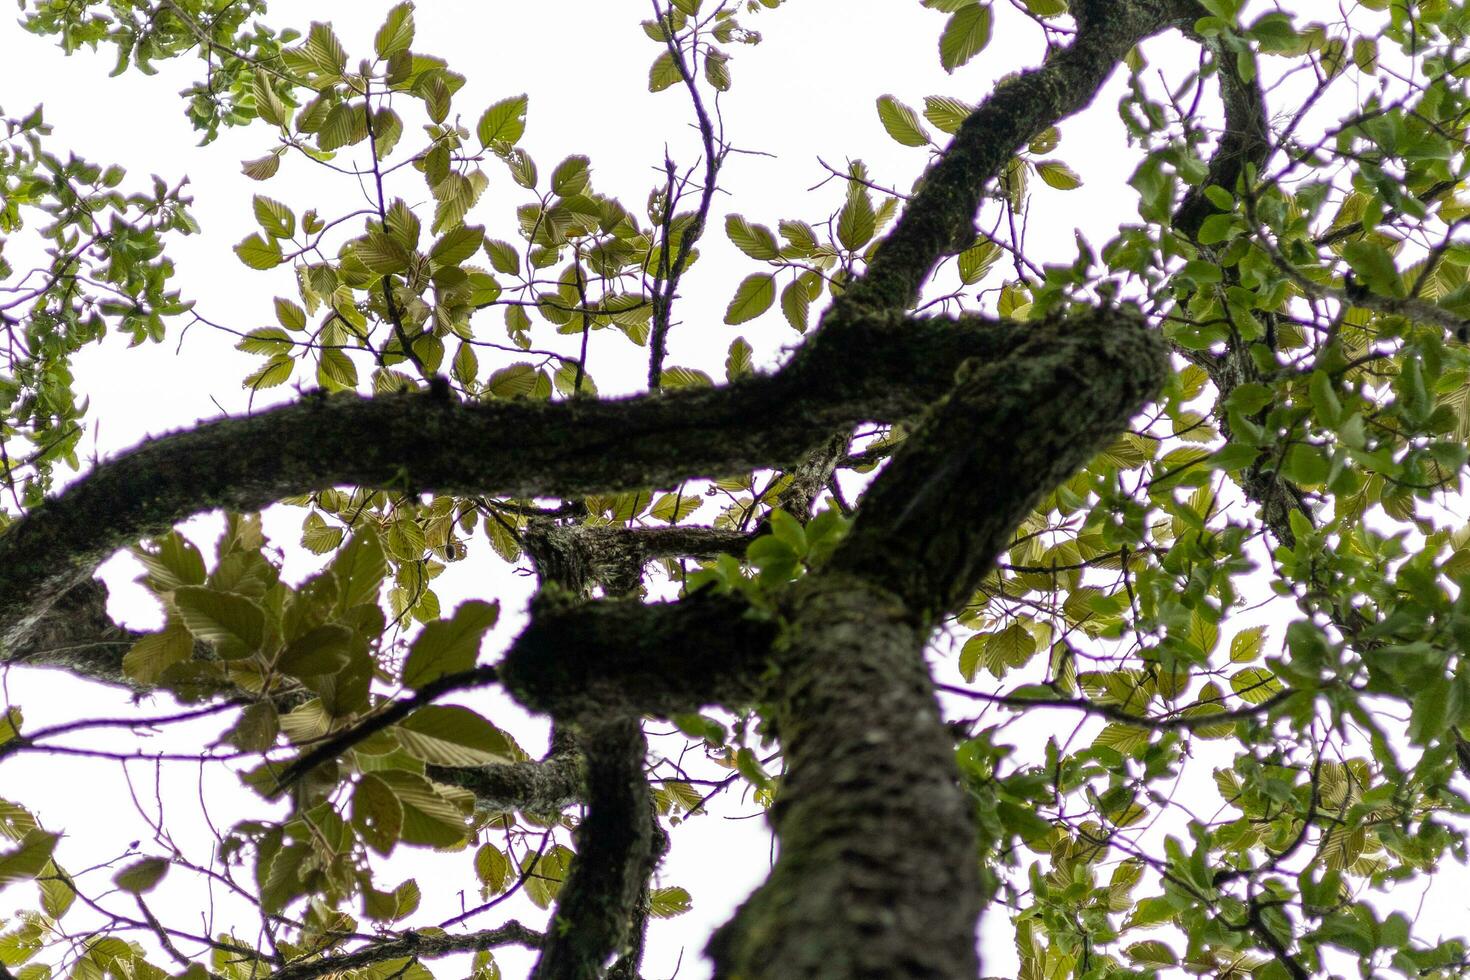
[267,922,543,980]
[0,312,1025,660]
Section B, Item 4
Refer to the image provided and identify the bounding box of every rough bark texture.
[830,309,1171,623]
[428,750,586,817]
[499,590,775,720]
[0,313,1023,660]
[707,577,979,980]
[530,718,657,980]
[0,5,1217,979]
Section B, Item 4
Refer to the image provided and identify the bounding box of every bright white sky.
[4,1,1464,978]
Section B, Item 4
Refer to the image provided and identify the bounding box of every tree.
[3,0,1470,975]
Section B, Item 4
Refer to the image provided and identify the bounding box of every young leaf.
[939,4,993,73]
[401,599,500,688]
[876,95,929,146]
[476,94,528,146]
[724,273,776,324]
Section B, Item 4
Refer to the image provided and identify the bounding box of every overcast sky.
[4,2,1464,977]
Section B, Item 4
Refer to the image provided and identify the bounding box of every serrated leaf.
[401,599,500,688]
[275,298,307,331]
[550,155,591,197]
[1229,625,1266,663]
[244,355,294,390]
[236,327,293,356]
[476,94,528,146]
[705,49,731,91]
[923,95,974,134]
[1230,666,1284,704]
[352,773,404,856]
[0,831,60,888]
[241,151,283,181]
[234,233,283,270]
[939,4,993,73]
[252,195,295,238]
[660,366,714,389]
[112,857,168,895]
[374,771,471,848]
[651,492,702,523]
[172,587,265,660]
[475,844,511,894]
[649,51,682,92]
[724,273,776,325]
[429,224,484,267]
[875,95,929,147]
[277,625,353,679]
[395,706,518,766]
[1035,160,1082,189]
[725,337,753,380]
[374,2,415,59]
[649,886,693,918]
[122,623,195,685]
[725,214,779,260]
[837,190,876,252]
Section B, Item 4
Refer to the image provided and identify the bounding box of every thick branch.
[830,308,1170,623]
[499,590,774,719]
[0,313,1023,659]
[850,0,1202,309]
[531,718,657,980]
[708,577,981,979]
[428,747,586,817]
[1172,35,1271,240]
[267,922,542,980]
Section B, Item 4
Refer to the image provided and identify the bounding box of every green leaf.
[394,706,519,766]
[276,625,353,679]
[705,49,731,91]
[352,773,404,856]
[725,214,779,260]
[923,95,974,134]
[132,532,206,592]
[724,273,776,325]
[1035,160,1082,190]
[1229,666,1284,705]
[780,278,810,333]
[234,233,283,270]
[330,527,388,610]
[429,225,484,267]
[837,190,876,252]
[649,886,693,918]
[275,298,307,331]
[725,337,753,380]
[374,2,415,59]
[0,830,60,888]
[649,51,682,92]
[1229,625,1266,663]
[172,587,266,660]
[476,94,528,146]
[483,239,520,276]
[1125,941,1178,968]
[373,771,471,848]
[875,95,929,147]
[550,155,591,197]
[401,599,500,688]
[242,151,283,181]
[123,623,195,685]
[252,196,295,239]
[112,857,169,895]
[244,355,294,390]
[1343,239,1404,297]
[236,327,293,357]
[939,4,993,73]
[475,844,511,894]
